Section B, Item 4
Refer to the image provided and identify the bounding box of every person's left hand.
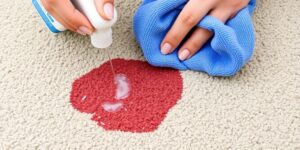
[161,0,250,61]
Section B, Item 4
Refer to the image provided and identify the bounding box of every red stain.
[70,59,183,132]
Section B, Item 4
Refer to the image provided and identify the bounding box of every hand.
[160,0,250,61]
[41,0,115,35]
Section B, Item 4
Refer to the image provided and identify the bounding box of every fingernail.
[179,49,190,61]
[78,26,92,35]
[76,29,86,36]
[161,43,172,54]
[103,3,114,20]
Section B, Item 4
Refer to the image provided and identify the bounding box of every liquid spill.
[70,59,183,132]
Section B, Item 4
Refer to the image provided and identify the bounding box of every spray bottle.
[32,0,118,48]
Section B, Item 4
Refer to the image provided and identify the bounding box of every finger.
[178,28,212,61]
[41,0,77,32]
[52,0,94,35]
[95,0,115,20]
[52,12,78,32]
[178,7,233,61]
[48,9,77,32]
[160,0,216,55]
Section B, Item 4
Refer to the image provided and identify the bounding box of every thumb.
[94,0,115,20]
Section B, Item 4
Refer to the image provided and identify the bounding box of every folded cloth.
[133,0,256,76]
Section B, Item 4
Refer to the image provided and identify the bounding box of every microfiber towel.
[133,0,256,76]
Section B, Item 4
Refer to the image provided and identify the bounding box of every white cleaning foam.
[114,74,130,100]
[102,102,123,112]
[101,74,131,113]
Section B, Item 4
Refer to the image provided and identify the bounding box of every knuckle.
[41,1,53,12]
[229,0,248,9]
[46,0,58,5]
[188,42,201,51]
[43,4,53,12]
[65,11,80,25]
[42,0,58,12]
[167,33,181,45]
[180,12,198,27]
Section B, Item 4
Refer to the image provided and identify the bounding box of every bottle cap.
[91,28,113,48]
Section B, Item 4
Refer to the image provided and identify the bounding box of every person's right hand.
[41,0,115,35]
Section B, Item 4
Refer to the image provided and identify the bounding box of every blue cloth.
[133,0,256,76]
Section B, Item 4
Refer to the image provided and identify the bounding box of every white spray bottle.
[32,0,118,48]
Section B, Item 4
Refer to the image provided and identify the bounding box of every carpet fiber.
[0,0,299,149]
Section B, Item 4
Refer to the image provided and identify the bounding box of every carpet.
[0,0,299,149]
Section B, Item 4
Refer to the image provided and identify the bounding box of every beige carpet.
[1,0,300,149]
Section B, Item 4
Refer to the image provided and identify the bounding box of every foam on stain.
[114,74,130,100]
[101,74,130,113]
[102,102,123,112]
